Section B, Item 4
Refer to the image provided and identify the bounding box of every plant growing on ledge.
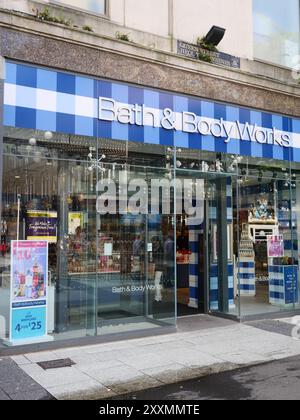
[197,36,219,52]
[33,8,72,27]
[82,25,94,32]
[116,31,131,42]
[197,50,213,63]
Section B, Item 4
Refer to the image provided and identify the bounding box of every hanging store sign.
[7,241,51,345]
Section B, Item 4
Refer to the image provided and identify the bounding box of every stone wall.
[0,10,300,118]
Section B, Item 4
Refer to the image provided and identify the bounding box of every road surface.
[116,355,300,400]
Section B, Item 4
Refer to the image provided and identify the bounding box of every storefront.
[1,60,300,349]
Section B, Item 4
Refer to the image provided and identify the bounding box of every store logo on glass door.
[99,97,292,148]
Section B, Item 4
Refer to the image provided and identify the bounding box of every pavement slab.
[47,379,114,401]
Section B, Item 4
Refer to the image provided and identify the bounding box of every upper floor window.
[253,0,300,68]
[54,0,106,15]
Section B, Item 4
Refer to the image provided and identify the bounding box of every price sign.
[11,307,46,341]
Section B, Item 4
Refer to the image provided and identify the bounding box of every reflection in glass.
[236,157,298,316]
[253,0,300,67]
[0,128,176,344]
[56,0,106,14]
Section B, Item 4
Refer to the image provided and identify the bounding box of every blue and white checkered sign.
[4,61,300,162]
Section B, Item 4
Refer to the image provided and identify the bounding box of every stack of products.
[238,225,256,297]
[239,226,255,259]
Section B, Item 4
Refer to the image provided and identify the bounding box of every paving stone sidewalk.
[4,318,300,400]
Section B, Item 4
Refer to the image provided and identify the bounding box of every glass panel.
[96,159,176,335]
[253,0,300,67]
[0,129,99,342]
[203,174,238,317]
[54,0,106,14]
[291,162,300,310]
[237,156,296,317]
[174,148,238,318]
[0,129,177,347]
[175,168,206,317]
[56,158,97,339]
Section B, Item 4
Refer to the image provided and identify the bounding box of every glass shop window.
[54,0,106,15]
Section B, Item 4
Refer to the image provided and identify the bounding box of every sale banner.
[9,241,49,344]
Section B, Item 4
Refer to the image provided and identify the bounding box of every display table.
[269,265,298,307]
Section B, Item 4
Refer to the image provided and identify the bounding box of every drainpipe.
[123,0,126,27]
[168,0,175,52]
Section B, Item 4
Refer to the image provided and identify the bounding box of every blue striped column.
[238,261,256,296]
[210,265,219,311]
[269,265,285,305]
[210,264,235,310]
[188,226,202,308]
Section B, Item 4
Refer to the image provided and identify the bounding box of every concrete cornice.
[1,10,300,117]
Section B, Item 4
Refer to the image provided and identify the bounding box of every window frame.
[50,0,108,18]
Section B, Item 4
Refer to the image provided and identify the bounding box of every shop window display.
[0,128,176,345]
[235,158,299,316]
[1,126,300,346]
[175,152,300,317]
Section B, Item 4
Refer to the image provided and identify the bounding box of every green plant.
[34,8,72,27]
[197,36,218,52]
[116,31,131,42]
[82,25,94,32]
[197,50,213,63]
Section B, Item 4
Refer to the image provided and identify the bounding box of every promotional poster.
[10,241,48,343]
[267,235,284,258]
[26,211,58,243]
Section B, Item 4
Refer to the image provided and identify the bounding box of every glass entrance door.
[175,169,236,317]
[206,175,237,316]
[96,163,176,335]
